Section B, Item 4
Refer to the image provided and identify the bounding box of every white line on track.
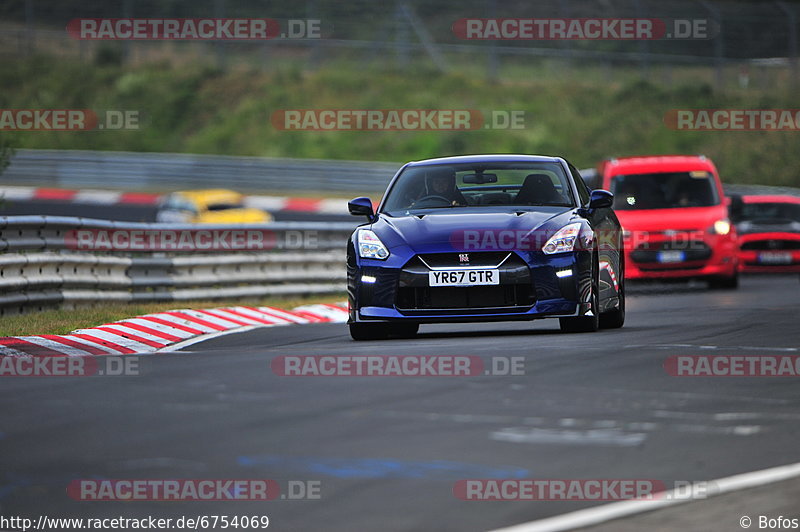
[487,461,800,532]
[490,427,647,447]
[625,343,799,352]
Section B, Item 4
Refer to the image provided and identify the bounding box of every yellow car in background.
[156,189,273,224]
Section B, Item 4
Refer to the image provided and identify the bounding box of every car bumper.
[623,232,738,280]
[348,250,592,324]
[354,300,585,323]
[738,234,800,273]
[738,250,800,273]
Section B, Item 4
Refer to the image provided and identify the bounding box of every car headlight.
[710,220,731,235]
[543,223,583,254]
[357,229,390,260]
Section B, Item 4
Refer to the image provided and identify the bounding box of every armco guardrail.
[0,216,357,315]
[3,149,401,194]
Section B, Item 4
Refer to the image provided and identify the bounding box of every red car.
[597,155,739,288]
[732,195,800,274]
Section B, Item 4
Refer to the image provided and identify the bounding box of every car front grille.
[416,252,511,268]
[396,285,535,311]
[395,252,535,312]
[741,240,800,251]
[630,241,712,264]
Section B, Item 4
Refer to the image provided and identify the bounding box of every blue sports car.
[346,154,625,340]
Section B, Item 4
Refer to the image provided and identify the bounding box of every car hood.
[615,205,727,233]
[373,209,574,253]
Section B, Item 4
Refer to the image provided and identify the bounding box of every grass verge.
[2,56,799,187]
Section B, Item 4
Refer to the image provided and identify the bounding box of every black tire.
[708,272,739,290]
[600,260,625,329]
[560,256,600,333]
[349,322,389,341]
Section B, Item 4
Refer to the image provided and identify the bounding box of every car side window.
[569,164,591,206]
[167,196,198,214]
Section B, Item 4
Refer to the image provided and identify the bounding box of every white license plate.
[428,269,499,287]
[758,252,793,264]
[657,251,685,263]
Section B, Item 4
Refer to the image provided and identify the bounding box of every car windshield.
[610,171,719,210]
[381,162,575,215]
[164,196,198,214]
[739,202,800,224]
[206,202,244,211]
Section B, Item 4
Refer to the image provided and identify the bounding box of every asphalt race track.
[2,276,799,531]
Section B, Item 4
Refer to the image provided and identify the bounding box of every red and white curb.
[244,195,363,215]
[0,186,368,214]
[0,302,349,357]
[0,186,161,205]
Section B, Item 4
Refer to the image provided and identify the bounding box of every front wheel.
[560,257,600,333]
[600,261,625,329]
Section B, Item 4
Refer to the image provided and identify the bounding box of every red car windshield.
[739,202,800,224]
[610,171,719,210]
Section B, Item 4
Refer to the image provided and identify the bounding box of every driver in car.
[413,167,467,207]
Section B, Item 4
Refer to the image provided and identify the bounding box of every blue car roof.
[405,154,564,166]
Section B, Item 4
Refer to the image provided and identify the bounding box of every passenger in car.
[515,173,567,205]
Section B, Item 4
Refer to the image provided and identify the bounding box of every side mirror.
[348,197,375,221]
[589,189,614,209]
[728,194,744,222]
